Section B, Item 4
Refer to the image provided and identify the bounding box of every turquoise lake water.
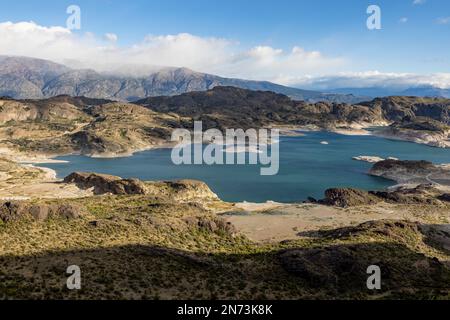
[45,132,450,203]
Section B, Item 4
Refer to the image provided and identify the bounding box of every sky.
[0,0,450,89]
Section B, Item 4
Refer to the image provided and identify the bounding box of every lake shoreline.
[1,128,448,203]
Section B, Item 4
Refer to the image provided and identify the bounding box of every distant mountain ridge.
[327,86,450,99]
[0,56,366,103]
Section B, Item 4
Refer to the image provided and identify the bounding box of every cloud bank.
[0,21,344,81]
[291,71,450,90]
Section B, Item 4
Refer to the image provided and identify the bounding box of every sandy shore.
[273,123,390,138]
[224,201,448,243]
[23,164,58,180]
[0,152,92,200]
[0,147,69,164]
[235,201,285,211]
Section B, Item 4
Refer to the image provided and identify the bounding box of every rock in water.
[352,155,385,163]
[369,159,449,184]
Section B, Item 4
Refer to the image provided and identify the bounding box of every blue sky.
[0,0,449,88]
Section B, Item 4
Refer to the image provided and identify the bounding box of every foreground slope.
[0,165,449,299]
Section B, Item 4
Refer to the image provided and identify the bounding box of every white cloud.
[399,17,408,23]
[0,21,345,82]
[436,17,450,25]
[223,45,344,82]
[104,33,118,42]
[413,0,426,5]
[289,71,450,90]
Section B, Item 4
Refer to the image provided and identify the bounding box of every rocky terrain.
[137,87,450,147]
[0,86,449,160]
[136,86,388,131]
[0,162,449,299]
[0,56,364,103]
[369,159,450,185]
[0,61,449,299]
[139,88,450,131]
[1,56,450,150]
[0,95,192,158]
[375,117,450,148]
[319,183,449,207]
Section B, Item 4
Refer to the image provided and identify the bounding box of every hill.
[0,88,449,160]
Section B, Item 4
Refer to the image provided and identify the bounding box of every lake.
[44,131,450,203]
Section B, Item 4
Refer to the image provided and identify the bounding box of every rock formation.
[319,188,382,207]
[64,172,148,195]
[369,159,450,185]
[320,183,450,208]
[0,201,86,222]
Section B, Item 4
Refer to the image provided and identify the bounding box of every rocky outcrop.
[183,216,236,235]
[0,201,28,222]
[375,117,450,148]
[371,159,434,175]
[372,184,445,205]
[359,96,450,124]
[0,201,86,222]
[317,220,422,240]
[64,172,148,195]
[146,180,220,202]
[352,156,385,163]
[320,188,382,208]
[56,204,87,219]
[63,172,220,202]
[319,184,450,208]
[352,155,398,163]
[369,159,450,185]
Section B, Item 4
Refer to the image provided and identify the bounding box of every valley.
[0,61,449,300]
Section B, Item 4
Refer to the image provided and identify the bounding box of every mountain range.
[0,56,366,104]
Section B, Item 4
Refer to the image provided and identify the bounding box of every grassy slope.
[1,195,449,300]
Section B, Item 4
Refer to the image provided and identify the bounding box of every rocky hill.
[374,116,450,147]
[359,96,450,124]
[0,95,191,158]
[137,86,388,130]
[369,159,450,185]
[138,87,450,134]
[1,87,450,159]
[0,56,364,103]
